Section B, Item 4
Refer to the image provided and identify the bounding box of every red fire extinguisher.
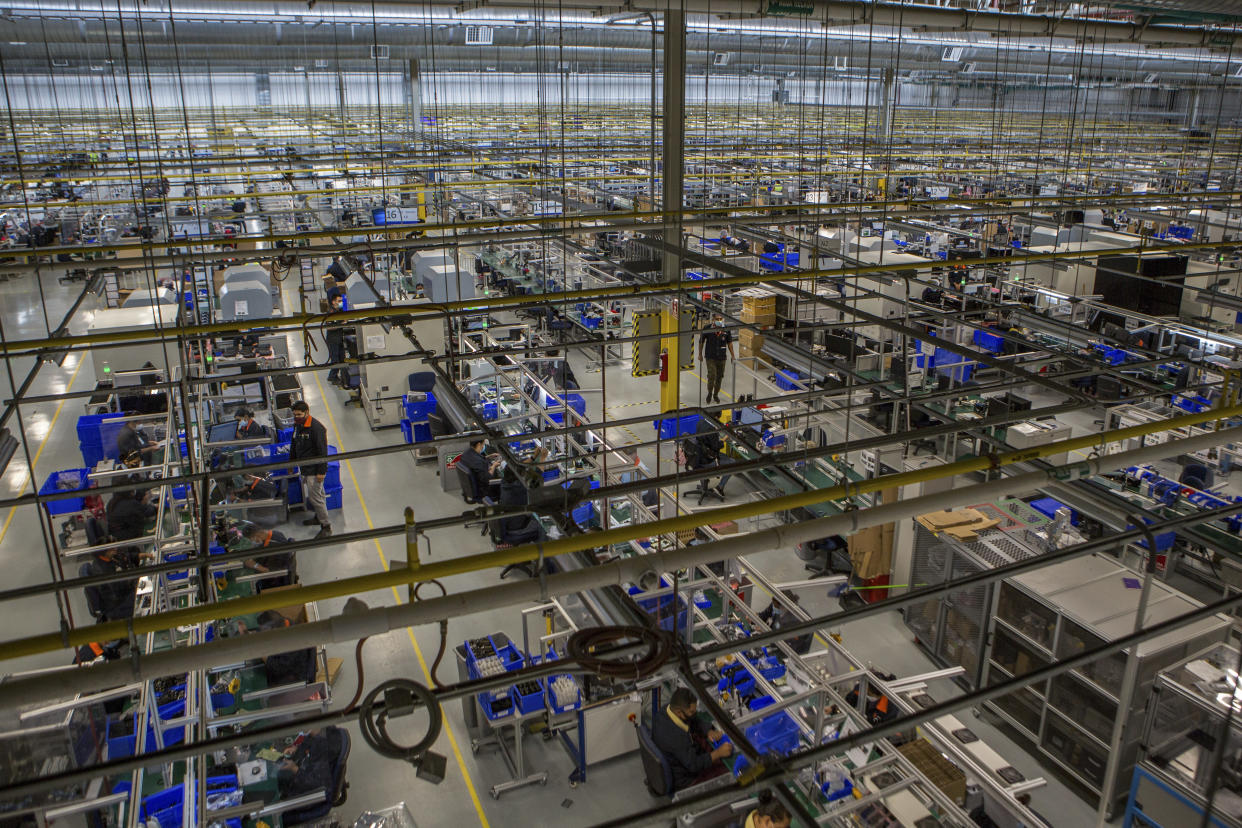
[659,349,669,381]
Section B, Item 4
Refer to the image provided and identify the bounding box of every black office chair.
[634,720,674,798]
[1180,462,1214,491]
[796,536,850,576]
[455,465,486,505]
[487,513,539,579]
[282,728,351,827]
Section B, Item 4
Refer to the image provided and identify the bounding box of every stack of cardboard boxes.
[738,289,776,367]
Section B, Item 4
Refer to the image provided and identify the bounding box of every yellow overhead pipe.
[4,402,1239,661]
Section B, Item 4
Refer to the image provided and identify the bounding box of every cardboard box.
[916,508,1000,542]
[262,584,309,625]
[850,488,899,579]
[711,520,739,535]
[316,656,344,686]
[740,308,777,325]
[898,740,966,805]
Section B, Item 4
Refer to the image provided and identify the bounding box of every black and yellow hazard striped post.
[660,306,681,411]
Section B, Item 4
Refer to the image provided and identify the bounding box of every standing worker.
[699,314,734,404]
[324,292,348,387]
[289,401,332,538]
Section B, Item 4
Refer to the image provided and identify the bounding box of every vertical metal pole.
[1097,522,1158,824]
[407,59,422,140]
[405,506,419,603]
[658,5,686,414]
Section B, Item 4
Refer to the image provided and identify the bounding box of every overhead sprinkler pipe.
[4,420,1240,708]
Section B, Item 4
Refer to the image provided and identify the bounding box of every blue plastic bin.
[654,413,700,439]
[40,468,91,516]
[510,679,545,715]
[973,330,1005,354]
[775,370,801,391]
[403,391,438,422]
[1029,497,1078,526]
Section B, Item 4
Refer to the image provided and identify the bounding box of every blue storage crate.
[403,391,438,422]
[627,585,688,632]
[1029,497,1078,526]
[821,777,854,803]
[40,468,91,516]
[748,695,776,712]
[465,634,525,679]
[973,330,1005,354]
[545,393,586,416]
[479,402,498,421]
[325,486,343,511]
[545,674,582,714]
[510,679,545,715]
[774,370,801,391]
[744,711,801,756]
[654,413,700,439]
[579,314,602,329]
[106,712,137,759]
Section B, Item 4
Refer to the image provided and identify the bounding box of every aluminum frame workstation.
[5,2,1242,827]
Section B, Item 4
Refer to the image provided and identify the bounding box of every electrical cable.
[356,678,443,763]
[412,578,448,688]
[344,636,371,713]
[565,624,672,680]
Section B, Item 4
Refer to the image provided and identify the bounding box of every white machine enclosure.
[218,279,271,322]
[120,287,177,308]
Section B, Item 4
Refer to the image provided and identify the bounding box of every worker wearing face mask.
[699,314,734,405]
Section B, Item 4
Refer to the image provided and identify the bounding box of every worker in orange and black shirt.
[242,524,297,590]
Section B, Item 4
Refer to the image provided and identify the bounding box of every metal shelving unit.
[1127,642,1242,828]
[985,554,1231,815]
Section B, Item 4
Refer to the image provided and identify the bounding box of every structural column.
[659,5,686,413]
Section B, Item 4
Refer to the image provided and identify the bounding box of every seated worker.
[234,409,268,440]
[651,687,733,791]
[495,467,547,546]
[459,438,502,503]
[277,727,347,813]
[106,482,157,562]
[81,547,140,622]
[243,525,297,590]
[247,609,317,687]
[679,419,732,500]
[844,674,898,726]
[742,790,791,828]
[116,419,159,466]
[920,278,944,304]
[758,591,813,655]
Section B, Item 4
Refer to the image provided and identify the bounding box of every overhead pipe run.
[2,416,1240,703]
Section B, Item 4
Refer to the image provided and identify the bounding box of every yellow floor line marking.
[0,355,84,546]
[312,372,492,827]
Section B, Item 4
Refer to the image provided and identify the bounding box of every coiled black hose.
[357,679,443,762]
[566,625,672,680]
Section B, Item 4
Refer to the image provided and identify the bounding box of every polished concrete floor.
[0,271,1174,827]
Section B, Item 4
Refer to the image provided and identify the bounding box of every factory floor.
[0,273,1135,827]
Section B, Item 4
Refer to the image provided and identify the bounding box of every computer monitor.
[427,412,455,438]
[208,421,240,443]
[823,333,855,357]
[738,407,764,432]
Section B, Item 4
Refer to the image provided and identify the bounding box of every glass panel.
[994,687,1043,736]
[1043,716,1107,790]
[1058,617,1123,697]
[997,582,1055,650]
[992,626,1050,685]
[1049,673,1117,743]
